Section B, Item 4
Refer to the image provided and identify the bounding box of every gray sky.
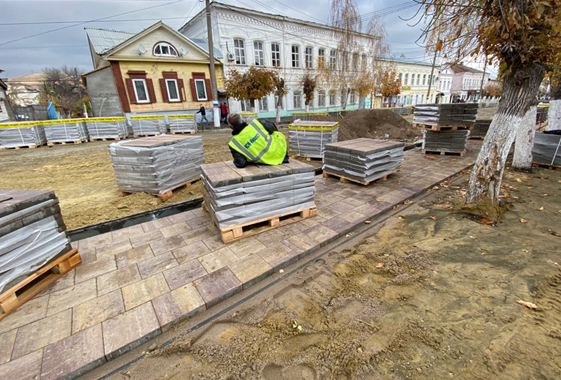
[0,0,496,79]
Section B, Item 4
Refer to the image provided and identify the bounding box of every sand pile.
[314,109,421,142]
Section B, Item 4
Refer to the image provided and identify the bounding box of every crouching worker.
[228,113,289,168]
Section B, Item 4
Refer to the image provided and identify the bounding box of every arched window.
[153,42,178,57]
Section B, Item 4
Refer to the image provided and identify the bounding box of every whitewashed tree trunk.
[547,99,561,131]
[512,105,537,171]
[466,63,545,203]
[305,103,310,113]
[341,88,349,110]
[276,105,281,123]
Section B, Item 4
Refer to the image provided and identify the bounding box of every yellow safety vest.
[229,119,287,165]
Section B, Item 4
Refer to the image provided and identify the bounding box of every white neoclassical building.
[179,1,379,118]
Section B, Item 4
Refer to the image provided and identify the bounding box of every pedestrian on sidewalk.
[196,103,210,128]
[221,102,229,123]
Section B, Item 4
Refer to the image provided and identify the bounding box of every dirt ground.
[83,166,561,380]
[0,107,496,231]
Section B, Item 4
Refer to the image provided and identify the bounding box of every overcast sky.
[0,0,497,79]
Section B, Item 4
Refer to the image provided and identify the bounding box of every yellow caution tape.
[167,114,195,119]
[292,112,329,116]
[240,112,258,117]
[130,115,165,120]
[87,117,126,122]
[40,119,86,125]
[289,124,339,131]
[0,122,39,128]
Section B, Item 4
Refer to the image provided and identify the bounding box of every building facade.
[393,58,439,106]
[435,64,454,104]
[449,63,490,102]
[179,2,379,118]
[0,72,12,122]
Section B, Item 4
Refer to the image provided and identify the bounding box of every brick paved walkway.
[0,143,480,380]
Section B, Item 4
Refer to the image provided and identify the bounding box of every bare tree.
[41,66,86,118]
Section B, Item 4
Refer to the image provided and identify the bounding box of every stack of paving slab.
[44,119,89,144]
[240,112,257,123]
[422,130,469,153]
[532,131,561,167]
[470,119,492,139]
[323,138,404,184]
[109,135,204,195]
[0,121,47,149]
[85,117,128,140]
[201,160,316,232]
[168,114,197,134]
[130,115,166,136]
[289,121,339,159]
[0,189,71,293]
[292,112,328,121]
[413,103,478,125]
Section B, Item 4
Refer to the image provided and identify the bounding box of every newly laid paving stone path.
[0,143,481,380]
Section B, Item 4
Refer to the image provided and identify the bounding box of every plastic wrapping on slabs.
[323,138,404,183]
[289,121,339,158]
[109,135,204,194]
[0,122,47,148]
[422,130,470,151]
[0,190,71,293]
[471,119,492,138]
[43,119,89,143]
[129,116,166,136]
[85,117,128,139]
[413,103,478,125]
[533,132,561,166]
[200,160,316,228]
[168,115,197,133]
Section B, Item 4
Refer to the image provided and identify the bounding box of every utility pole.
[478,56,488,102]
[206,0,220,128]
[426,49,438,104]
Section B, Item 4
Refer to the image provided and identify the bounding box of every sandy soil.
[89,166,561,380]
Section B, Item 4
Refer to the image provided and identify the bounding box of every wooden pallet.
[133,134,162,138]
[422,148,467,157]
[532,162,561,171]
[467,135,485,140]
[47,140,86,146]
[219,205,317,244]
[0,143,44,150]
[118,176,202,202]
[414,123,474,131]
[170,131,197,135]
[0,249,81,321]
[89,136,128,142]
[322,168,400,186]
[291,154,323,162]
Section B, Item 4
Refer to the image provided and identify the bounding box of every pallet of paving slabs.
[86,117,128,140]
[0,121,47,149]
[0,189,72,295]
[0,249,81,321]
[43,118,89,144]
[168,114,197,134]
[469,119,492,139]
[532,132,561,167]
[289,121,339,158]
[422,130,469,152]
[413,103,478,125]
[200,160,316,242]
[130,115,166,136]
[323,138,404,185]
[109,135,204,198]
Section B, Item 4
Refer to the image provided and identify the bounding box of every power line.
[0,16,192,26]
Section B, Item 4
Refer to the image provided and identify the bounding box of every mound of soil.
[336,109,421,142]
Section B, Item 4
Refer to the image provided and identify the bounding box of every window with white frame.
[194,79,207,101]
[411,74,415,86]
[240,99,252,112]
[361,54,367,70]
[293,91,302,109]
[258,97,268,111]
[305,46,313,69]
[154,42,178,57]
[352,53,359,71]
[350,91,356,104]
[423,74,427,85]
[254,41,264,66]
[234,38,246,65]
[404,73,409,85]
[132,79,149,103]
[292,45,300,68]
[274,95,284,109]
[329,90,336,106]
[318,90,325,107]
[271,43,280,67]
[416,74,420,86]
[399,73,402,83]
[165,79,180,102]
[318,48,325,68]
[329,50,337,70]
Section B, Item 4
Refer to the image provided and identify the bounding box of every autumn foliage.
[379,69,401,98]
[224,66,278,103]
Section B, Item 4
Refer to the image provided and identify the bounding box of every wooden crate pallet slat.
[218,205,317,244]
[291,154,323,162]
[89,136,128,142]
[532,162,561,171]
[414,123,474,131]
[170,131,197,135]
[0,249,81,321]
[0,143,44,150]
[47,140,86,146]
[422,148,467,157]
[118,176,202,201]
[322,168,400,186]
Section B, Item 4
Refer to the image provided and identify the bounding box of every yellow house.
[83,22,224,117]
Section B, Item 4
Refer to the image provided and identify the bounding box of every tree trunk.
[547,84,561,131]
[275,96,282,123]
[512,105,537,171]
[358,95,365,109]
[341,88,349,110]
[305,103,310,113]
[466,62,545,204]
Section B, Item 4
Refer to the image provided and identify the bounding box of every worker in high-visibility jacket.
[228,113,289,168]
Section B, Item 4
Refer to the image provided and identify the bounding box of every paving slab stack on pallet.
[0,121,47,149]
[532,131,561,167]
[288,121,339,159]
[130,115,166,136]
[413,103,478,125]
[109,135,204,197]
[292,112,328,121]
[0,190,72,294]
[201,160,316,242]
[323,138,404,185]
[168,114,197,134]
[470,119,492,139]
[240,112,257,123]
[44,119,89,144]
[85,117,128,140]
[422,130,469,153]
